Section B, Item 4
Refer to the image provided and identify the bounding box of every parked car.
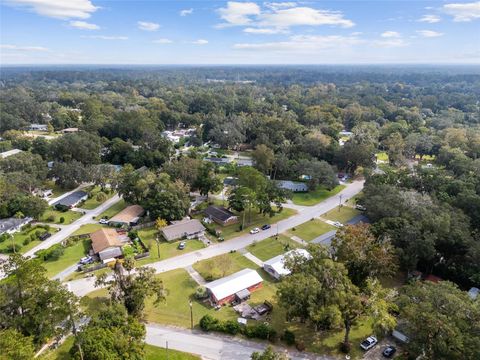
[250,228,260,234]
[360,336,378,351]
[38,232,51,241]
[355,204,367,211]
[178,241,186,250]
[333,221,344,227]
[79,256,93,265]
[261,224,271,230]
[382,346,397,358]
[99,218,108,224]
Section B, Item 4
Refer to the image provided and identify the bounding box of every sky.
[0,0,479,65]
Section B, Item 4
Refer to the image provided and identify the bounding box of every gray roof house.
[204,205,238,226]
[29,124,48,131]
[276,180,308,193]
[0,217,33,235]
[53,190,88,209]
[161,219,205,242]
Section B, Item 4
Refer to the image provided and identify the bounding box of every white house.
[0,217,33,236]
[263,249,311,280]
[205,269,263,305]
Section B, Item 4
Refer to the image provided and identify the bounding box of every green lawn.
[287,219,335,241]
[193,252,258,281]
[72,223,107,236]
[96,199,127,219]
[211,208,296,240]
[0,225,58,254]
[39,335,200,360]
[291,184,345,206]
[40,208,83,224]
[322,206,361,224]
[79,187,115,210]
[43,181,72,199]
[42,239,91,278]
[247,235,300,261]
[136,226,205,265]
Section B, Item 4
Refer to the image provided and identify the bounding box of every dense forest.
[1,66,479,289]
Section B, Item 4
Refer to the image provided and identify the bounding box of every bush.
[224,320,241,335]
[55,204,69,212]
[244,323,277,341]
[30,234,37,242]
[59,217,65,224]
[282,329,296,346]
[340,341,351,354]
[195,286,208,300]
[295,340,306,351]
[5,244,22,253]
[0,234,9,243]
[122,245,135,258]
[36,244,64,261]
[35,230,42,238]
[23,238,31,246]
[199,315,219,331]
[46,215,55,222]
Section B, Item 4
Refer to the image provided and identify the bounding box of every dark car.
[261,224,271,230]
[382,346,396,358]
[39,232,51,241]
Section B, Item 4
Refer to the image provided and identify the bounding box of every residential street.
[23,194,122,258]
[145,323,336,360]
[67,180,364,297]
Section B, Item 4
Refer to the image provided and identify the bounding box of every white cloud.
[69,20,99,30]
[233,34,363,52]
[259,6,354,28]
[443,1,480,22]
[192,39,209,45]
[82,35,128,40]
[418,14,441,23]
[243,27,287,34]
[264,2,297,10]
[217,1,261,27]
[374,39,409,48]
[381,31,401,38]
[6,0,98,19]
[137,21,160,31]
[417,30,444,37]
[153,38,173,44]
[0,44,49,51]
[180,8,193,16]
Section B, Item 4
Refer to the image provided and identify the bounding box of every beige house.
[161,219,205,242]
[90,228,129,261]
[108,205,144,227]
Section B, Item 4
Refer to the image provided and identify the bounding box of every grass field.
[291,184,345,206]
[40,208,83,224]
[136,226,205,265]
[247,235,300,261]
[287,219,335,241]
[193,252,257,281]
[42,239,91,278]
[322,206,361,224]
[39,335,200,360]
[72,223,106,236]
[79,187,115,210]
[0,225,57,254]
[96,199,127,219]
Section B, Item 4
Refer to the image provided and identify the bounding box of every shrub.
[199,314,219,331]
[122,245,135,258]
[59,217,65,224]
[224,320,241,335]
[244,323,277,341]
[295,340,306,351]
[46,215,55,222]
[340,341,351,354]
[36,244,64,261]
[35,230,42,238]
[128,231,138,241]
[0,234,9,243]
[5,244,22,253]
[23,238,31,246]
[55,204,69,212]
[282,329,296,346]
[30,234,37,242]
[195,286,208,300]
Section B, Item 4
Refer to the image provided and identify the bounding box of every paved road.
[145,323,335,360]
[67,180,364,297]
[23,194,121,258]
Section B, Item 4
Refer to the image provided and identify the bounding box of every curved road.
[67,180,364,297]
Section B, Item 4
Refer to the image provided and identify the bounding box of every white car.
[360,336,378,351]
[250,227,260,234]
[333,221,344,228]
[99,218,108,225]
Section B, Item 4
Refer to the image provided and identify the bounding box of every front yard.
[247,235,300,261]
[41,238,91,278]
[79,186,115,210]
[287,219,335,241]
[95,199,127,220]
[40,208,83,224]
[291,184,345,206]
[322,206,361,224]
[192,252,257,281]
[0,224,57,254]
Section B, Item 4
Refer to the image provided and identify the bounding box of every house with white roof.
[205,268,263,305]
[263,249,311,280]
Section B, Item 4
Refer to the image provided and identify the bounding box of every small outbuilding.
[0,149,22,159]
[205,268,263,305]
[204,205,238,226]
[29,124,48,131]
[263,249,311,280]
[108,205,145,227]
[161,219,205,242]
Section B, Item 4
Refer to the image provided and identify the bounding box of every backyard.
[291,184,345,206]
[287,219,335,241]
[247,235,300,261]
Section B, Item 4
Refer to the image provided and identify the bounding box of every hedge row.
[199,314,277,341]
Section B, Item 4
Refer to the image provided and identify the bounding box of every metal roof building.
[263,249,311,280]
[205,269,263,305]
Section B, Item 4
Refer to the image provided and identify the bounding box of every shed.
[205,269,263,305]
[263,249,311,280]
[204,205,238,226]
[161,219,205,242]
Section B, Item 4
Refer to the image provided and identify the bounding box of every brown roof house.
[204,205,238,226]
[90,228,130,261]
[108,205,144,227]
[161,219,205,242]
